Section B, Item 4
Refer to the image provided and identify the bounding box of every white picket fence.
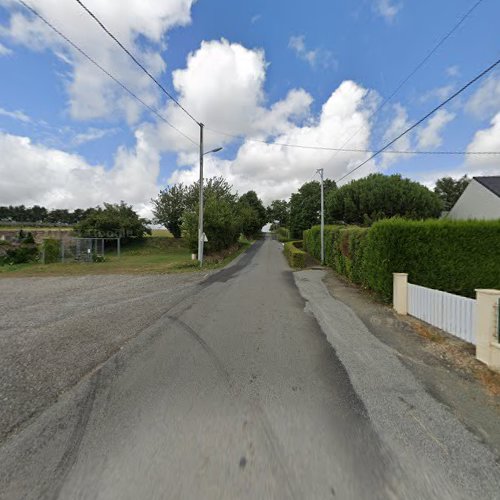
[408,283,476,345]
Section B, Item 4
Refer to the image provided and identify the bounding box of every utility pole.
[198,123,204,267]
[317,168,325,265]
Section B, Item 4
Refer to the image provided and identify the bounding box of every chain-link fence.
[42,238,120,264]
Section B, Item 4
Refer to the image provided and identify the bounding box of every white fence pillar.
[475,289,500,371]
[393,273,408,315]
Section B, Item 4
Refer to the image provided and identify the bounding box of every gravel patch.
[0,273,208,442]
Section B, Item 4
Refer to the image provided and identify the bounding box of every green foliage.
[182,192,240,254]
[75,202,151,243]
[43,239,60,264]
[362,219,500,301]
[238,191,267,238]
[151,184,188,238]
[267,199,290,226]
[276,227,291,242]
[289,179,336,238]
[284,241,306,268]
[305,219,500,302]
[303,225,368,283]
[326,174,443,225]
[434,175,470,211]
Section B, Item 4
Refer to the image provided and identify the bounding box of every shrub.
[43,238,60,264]
[284,240,306,268]
[304,219,500,302]
[276,227,291,242]
[363,218,500,301]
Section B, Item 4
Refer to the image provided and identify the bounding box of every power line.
[16,0,198,146]
[337,54,500,184]
[204,127,499,155]
[325,0,485,165]
[73,0,200,125]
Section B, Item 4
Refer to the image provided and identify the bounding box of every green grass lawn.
[0,237,251,278]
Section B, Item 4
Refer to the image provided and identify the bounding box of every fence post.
[393,273,408,315]
[475,289,500,371]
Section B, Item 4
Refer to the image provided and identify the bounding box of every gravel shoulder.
[0,272,210,442]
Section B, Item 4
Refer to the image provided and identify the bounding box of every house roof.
[474,176,500,198]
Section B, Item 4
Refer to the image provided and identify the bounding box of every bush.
[363,218,500,301]
[43,238,60,264]
[284,241,306,268]
[304,219,500,301]
[276,227,291,242]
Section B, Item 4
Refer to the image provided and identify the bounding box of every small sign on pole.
[203,233,208,243]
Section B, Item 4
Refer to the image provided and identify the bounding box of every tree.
[289,179,336,238]
[238,191,267,238]
[75,202,151,243]
[267,200,290,227]
[434,175,470,211]
[151,184,188,238]
[182,180,240,253]
[326,173,443,225]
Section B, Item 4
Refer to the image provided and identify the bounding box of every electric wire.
[73,0,200,125]
[325,0,485,165]
[17,0,198,146]
[336,54,500,183]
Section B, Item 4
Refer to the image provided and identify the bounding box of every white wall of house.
[448,179,500,220]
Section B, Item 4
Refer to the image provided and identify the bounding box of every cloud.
[251,14,261,24]
[0,130,160,217]
[416,109,455,149]
[380,103,411,166]
[446,65,460,78]
[72,127,118,146]
[169,80,378,202]
[465,113,500,169]
[421,84,454,103]
[374,0,402,22]
[0,106,31,123]
[0,0,196,123]
[466,73,500,119]
[288,35,335,69]
[0,41,12,55]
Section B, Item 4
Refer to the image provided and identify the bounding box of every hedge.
[363,218,500,301]
[284,240,306,268]
[304,219,500,301]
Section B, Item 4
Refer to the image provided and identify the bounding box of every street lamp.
[198,122,223,267]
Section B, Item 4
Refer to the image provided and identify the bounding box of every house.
[447,176,500,220]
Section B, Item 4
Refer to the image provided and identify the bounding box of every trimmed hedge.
[304,219,500,301]
[284,240,306,268]
[363,218,500,301]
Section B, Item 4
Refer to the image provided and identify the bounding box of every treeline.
[0,205,96,225]
[152,177,267,253]
[266,173,470,239]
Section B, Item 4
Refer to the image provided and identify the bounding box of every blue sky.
[0,0,498,214]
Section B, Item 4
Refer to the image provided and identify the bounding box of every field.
[0,237,251,277]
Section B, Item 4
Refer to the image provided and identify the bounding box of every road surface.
[1,236,499,499]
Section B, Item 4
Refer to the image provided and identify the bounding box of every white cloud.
[288,35,335,69]
[169,80,378,202]
[0,106,31,122]
[251,14,261,24]
[73,127,118,146]
[446,65,460,78]
[417,109,455,149]
[374,0,402,22]
[466,73,500,119]
[0,41,12,55]
[0,130,160,217]
[465,113,500,169]
[0,0,196,123]
[421,84,454,103]
[380,103,411,166]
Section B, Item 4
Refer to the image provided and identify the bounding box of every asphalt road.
[1,236,499,499]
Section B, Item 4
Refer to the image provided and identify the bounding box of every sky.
[0,0,499,217]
